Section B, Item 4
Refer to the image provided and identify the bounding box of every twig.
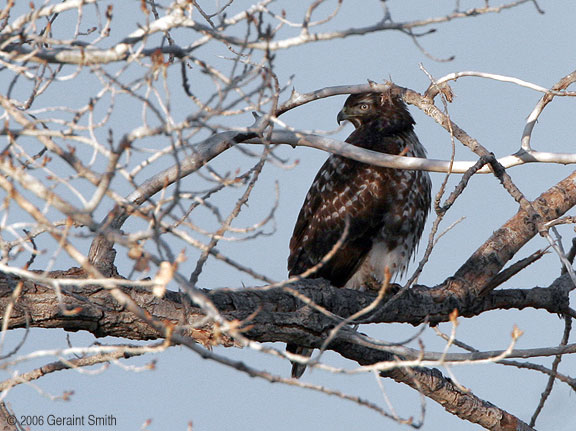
[529,315,572,426]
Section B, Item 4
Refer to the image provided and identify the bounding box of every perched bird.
[286,91,432,378]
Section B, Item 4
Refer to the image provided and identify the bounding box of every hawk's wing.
[288,155,392,286]
[288,128,427,287]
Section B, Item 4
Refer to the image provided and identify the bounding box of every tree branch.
[335,340,535,431]
[1,268,561,430]
[451,170,576,297]
[0,269,571,349]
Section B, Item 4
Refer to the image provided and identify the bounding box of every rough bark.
[0,272,571,344]
[2,270,559,430]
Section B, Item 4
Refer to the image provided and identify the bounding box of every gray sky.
[2,1,576,430]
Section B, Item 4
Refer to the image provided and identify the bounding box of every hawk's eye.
[359,103,370,111]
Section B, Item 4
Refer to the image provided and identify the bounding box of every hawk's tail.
[286,343,313,379]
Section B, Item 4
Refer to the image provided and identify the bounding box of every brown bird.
[287,91,431,378]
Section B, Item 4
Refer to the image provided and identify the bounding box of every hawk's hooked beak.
[337,108,348,125]
[338,107,360,128]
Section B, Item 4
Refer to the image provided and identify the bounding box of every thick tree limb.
[335,340,534,431]
[0,270,561,431]
[0,269,571,348]
[452,170,576,297]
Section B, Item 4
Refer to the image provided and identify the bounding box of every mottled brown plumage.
[287,92,431,377]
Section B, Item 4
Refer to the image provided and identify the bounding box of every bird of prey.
[286,91,432,378]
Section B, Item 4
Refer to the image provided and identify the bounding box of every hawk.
[286,91,432,378]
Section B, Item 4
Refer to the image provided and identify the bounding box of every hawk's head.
[337,92,414,130]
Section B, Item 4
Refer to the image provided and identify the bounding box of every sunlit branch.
[222,0,536,51]
[244,130,576,173]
